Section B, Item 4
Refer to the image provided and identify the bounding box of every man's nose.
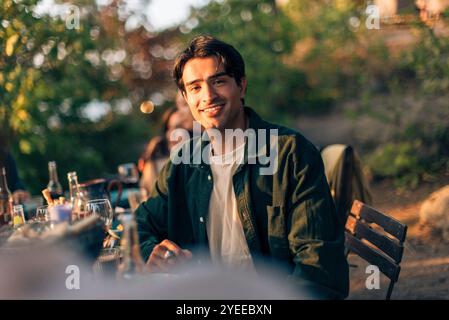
[201,83,218,104]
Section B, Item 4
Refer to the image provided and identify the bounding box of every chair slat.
[345,232,401,282]
[351,200,407,242]
[346,215,404,263]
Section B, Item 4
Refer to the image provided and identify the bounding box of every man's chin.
[201,118,224,131]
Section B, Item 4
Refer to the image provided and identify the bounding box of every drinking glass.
[29,205,52,234]
[35,205,49,222]
[93,248,121,275]
[85,199,113,229]
[12,205,26,229]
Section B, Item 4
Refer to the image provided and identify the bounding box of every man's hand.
[12,190,30,204]
[146,239,192,273]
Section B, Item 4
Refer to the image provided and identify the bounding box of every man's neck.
[210,113,248,156]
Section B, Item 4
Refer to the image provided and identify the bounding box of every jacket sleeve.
[135,160,172,262]
[286,137,349,299]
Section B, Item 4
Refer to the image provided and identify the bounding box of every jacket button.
[199,217,204,223]
[207,175,211,181]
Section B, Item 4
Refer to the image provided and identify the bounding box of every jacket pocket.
[267,205,290,260]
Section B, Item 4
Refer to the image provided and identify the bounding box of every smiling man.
[181,56,246,131]
[135,35,349,299]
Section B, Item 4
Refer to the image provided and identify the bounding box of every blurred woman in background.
[138,105,193,197]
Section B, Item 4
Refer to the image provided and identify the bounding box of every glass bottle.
[47,161,63,200]
[0,167,13,226]
[12,204,25,229]
[67,171,86,221]
[116,212,146,279]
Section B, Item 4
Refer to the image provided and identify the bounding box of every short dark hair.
[173,35,246,92]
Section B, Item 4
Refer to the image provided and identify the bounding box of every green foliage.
[2,0,448,192]
[180,1,449,187]
[180,0,317,124]
[401,27,449,94]
[357,25,449,186]
[367,142,423,188]
[283,1,379,101]
[0,0,152,194]
[279,1,449,187]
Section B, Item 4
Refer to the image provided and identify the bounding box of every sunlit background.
[2,0,449,300]
[1,0,448,193]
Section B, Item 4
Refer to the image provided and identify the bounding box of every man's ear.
[239,77,247,99]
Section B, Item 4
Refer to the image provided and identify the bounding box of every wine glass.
[35,205,49,222]
[86,199,113,229]
[30,205,52,233]
[93,248,121,276]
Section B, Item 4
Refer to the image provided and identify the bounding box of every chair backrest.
[345,200,408,299]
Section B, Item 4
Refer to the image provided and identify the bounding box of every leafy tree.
[0,0,154,193]
[179,0,314,124]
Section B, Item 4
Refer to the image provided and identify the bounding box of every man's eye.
[190,86,200,92]
[213,79,224,85]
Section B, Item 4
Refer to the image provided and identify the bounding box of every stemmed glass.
[85,199,113,229]
[26,205,51,234]
[35,205,49,222]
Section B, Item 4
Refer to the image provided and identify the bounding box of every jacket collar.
[185,107,271,171]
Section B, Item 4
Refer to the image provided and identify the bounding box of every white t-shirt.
[206,140,255,271]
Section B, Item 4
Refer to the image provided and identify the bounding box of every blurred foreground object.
[0,247,310,299]
[419,185,449,241]
[3,214,104,261]
[116,212,146,279]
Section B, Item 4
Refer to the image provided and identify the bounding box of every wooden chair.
[345,200,408,300]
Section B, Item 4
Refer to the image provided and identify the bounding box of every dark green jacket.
[135,107,349,299]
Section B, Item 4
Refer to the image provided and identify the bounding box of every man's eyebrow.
[185,72,228,87]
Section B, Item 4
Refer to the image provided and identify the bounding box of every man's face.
[181,56,247,131]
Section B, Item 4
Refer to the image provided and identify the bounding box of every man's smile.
[200,103,225,116]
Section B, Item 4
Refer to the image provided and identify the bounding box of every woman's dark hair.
[141,107,178,162]
[160,106,178,138]
[173,35,246,92]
